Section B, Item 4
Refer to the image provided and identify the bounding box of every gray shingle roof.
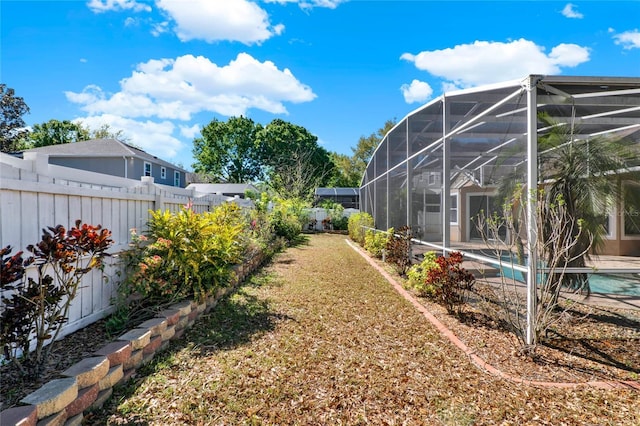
[315,187,359,197]
[23,139,187,172]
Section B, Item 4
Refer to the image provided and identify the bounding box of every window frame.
[450,193,458,225]
[622,180,640,239]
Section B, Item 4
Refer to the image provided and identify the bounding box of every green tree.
[192,116,264,183]
[328,152,361,187]
[88,123,129,142]
[351,119,396,179]
[28,119,91,147]
[258,119,334,200]
[0,84,30,152]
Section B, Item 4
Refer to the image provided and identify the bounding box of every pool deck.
[411,242,640,311]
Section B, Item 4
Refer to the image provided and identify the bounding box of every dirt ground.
[2,233,638,425]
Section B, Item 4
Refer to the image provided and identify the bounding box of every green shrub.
[364,228,392,258]
[271,209,302,241]
[332,215,349,231]
[243,191,280,254]
[406,251,439,296]
[348,212,374,245]
[121,203,245,305]
[270,198,307,242]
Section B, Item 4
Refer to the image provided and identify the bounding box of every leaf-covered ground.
[86,233,638,425]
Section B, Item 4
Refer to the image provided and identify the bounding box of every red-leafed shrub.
[385,226,413,275]
[424,251,475,315]
[0,221,113,378]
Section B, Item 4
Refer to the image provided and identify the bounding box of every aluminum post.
[525,75,539,347]
[442,97,451,254]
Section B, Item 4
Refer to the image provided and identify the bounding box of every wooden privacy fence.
[0,152,230,341]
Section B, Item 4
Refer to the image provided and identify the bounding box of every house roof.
[315,187,359,197]
[22,139,187,172]
[186,183,259,194]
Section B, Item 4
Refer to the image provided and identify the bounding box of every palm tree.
[534,113,639,295]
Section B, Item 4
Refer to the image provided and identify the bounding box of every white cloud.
[561,3,583,19]
[613,29,640,50]
[65,53,316,159]
[400,80,434,104]
[155,0,283,44]
[441,82,462,93]
[124,17,137,26]
[80,58,88,63]
[87,0,150,13]
[548,43,590,66]
[67,53,316,119]
[180,124,201,139]
[264,0,345,9]
[400,39,590,88]
[65,84,105,104]
[151,21,170,37]
[76,114,183,159]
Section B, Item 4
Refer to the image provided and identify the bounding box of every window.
[450,194,458,224]
[599,194,615,238]
[144,162,152,177]
[624,182,640,236]
[428,172,440,186]
[161,167,166,179]
[174,171,181,187]
[625,206,640,236]
[424,194,440,212]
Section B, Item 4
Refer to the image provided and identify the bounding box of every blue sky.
[2,1,639,171]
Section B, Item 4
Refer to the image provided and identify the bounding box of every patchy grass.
[87,233,638,425]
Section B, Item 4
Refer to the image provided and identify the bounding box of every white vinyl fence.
[0,152,231,341]
[304,207,359,231]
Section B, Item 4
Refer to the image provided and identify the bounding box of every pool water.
[589,274,640,296]
[498,264,640,296]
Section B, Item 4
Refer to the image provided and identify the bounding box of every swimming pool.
[498,263,640,296]
[588,274,640,296]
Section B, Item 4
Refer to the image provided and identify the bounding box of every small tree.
[477,187,593,350]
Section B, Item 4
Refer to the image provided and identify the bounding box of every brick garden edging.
[1,254,265,426]
[346,239,640,392]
